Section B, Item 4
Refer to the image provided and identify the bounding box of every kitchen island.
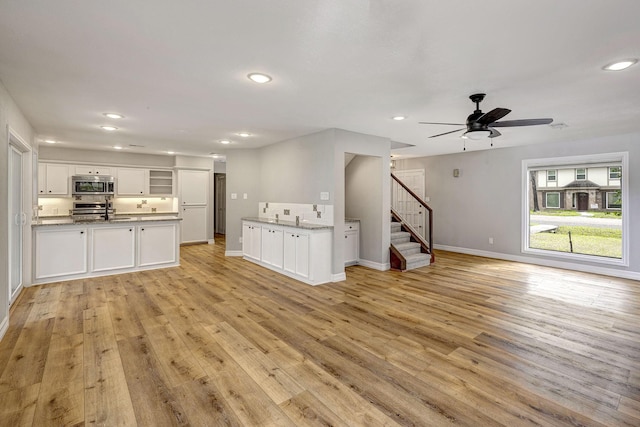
[242,217,332,286]
[33,215,182,284]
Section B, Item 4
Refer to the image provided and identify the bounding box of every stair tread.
[394,241,421,250]
[405,253,430,261]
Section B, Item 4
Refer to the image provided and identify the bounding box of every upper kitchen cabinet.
[178,170,208,205]
[116,168,148,195]
[74,165,112,176]
[38,163,70,196]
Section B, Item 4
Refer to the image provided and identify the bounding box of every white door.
[179,170,208,205]
[9,145,24,303]
[138,224,177,266]
[392,169,426,237]
[91,227,135,271]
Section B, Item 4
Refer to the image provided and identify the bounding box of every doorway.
[8,129,31,305]
[577,192,589,211]
[214,173,226,235]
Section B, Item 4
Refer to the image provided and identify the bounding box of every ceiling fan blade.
[488,128,501,138]
[476,108,511,125]
[491,118,553,127]
[419,122,465,126]
[428,128,465,138]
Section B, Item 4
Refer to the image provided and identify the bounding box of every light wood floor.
[1,238,639,426]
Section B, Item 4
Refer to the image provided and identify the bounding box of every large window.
[545,192,560,208]
[523,153,628,266]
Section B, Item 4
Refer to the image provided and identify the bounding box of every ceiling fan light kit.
[420,93,553,149]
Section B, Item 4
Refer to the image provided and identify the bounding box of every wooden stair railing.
[391,173,434,264]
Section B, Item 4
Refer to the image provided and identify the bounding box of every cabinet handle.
[141,228,145,231]
[48,190,52,193]
[129,229,132,231]
[80,231,84,234]
[345,235,348,238]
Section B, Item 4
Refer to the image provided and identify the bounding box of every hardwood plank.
[138,315,207,388]
[279,390,350,427]
[0,318,54,394]
[0,383,40,427]
[32,333,84,426]
[83,306,137,426]
[172,376,245,426]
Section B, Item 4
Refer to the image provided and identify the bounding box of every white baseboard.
[433,244,640,281]
[208,239,215,245]
[356,259,390,271]
[225,250,244,257]
[0,315,8,342]
[332,273,347,282]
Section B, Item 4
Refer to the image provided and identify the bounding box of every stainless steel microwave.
[71,175,115,195]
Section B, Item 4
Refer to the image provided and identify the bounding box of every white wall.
[39,146,174,167]
[396,132,640,278]
[0,80,36,339]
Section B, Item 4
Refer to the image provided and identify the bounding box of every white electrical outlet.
[489,237,494,244]
[239,237,242,243]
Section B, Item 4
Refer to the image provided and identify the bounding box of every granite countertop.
[345,218,360,222]
[33,215,181,227]
[242,217,333,230]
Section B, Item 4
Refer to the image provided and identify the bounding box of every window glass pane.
[547,170,556,181]
[609,167,621,179]
[546,192,560,208]
[576,168,586,180]
[607,192,622,209]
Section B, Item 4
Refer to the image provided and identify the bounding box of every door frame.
[7,127,33,305]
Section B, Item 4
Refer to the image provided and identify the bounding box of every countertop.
[242,217,333,230]
[33,215,181,227]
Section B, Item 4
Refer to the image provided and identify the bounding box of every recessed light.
[220,139,231,144]
[247,73,272,83]
[237,132,252,137]
[211,154,219,158]
[103,113,124,119]
[44,139,56,144]
[167,151,175,154]
[603,59,638,71]
[392,116,407,121]
[113,146,123,150]
[101,125,118,131]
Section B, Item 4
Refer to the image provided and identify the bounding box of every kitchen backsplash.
[258,202,333,226]
[37,196,177,217]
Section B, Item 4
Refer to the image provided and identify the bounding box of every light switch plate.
[231,193,237,199]
[320,192,329,200]
[243,193,247,199]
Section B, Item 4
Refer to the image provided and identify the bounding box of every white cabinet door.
[179,170,208,205]
[283,231,309,279]
[37,163,46,195]
[117,168,148,195]
[181,205,207,243]
[91,226,135,272]
[243,222,262,260]
[138,223,177,266]
[345,230,359,265]
[75,165,112,175]
[261,226,283,268]
[36,227,87,279]
[39,163,69,195]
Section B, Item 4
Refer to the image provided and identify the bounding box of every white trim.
[0,315,8,341]
[434,244,640,281]
[332,273,347,282]
[225,250,244,257]
[357,259,390,271]
[207,239,215,244]
[522,152,629,267]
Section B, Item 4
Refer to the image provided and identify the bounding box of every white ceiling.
[1,1,639,160]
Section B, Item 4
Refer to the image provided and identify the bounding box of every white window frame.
[547,170,557,182]
[545,192,560,208]
[576,168,587,180]
[522,152,628,266]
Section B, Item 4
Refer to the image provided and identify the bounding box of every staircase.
[390,215,431,271]
[390,172,434,271]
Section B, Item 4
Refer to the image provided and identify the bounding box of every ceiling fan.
[420,93,553,142]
